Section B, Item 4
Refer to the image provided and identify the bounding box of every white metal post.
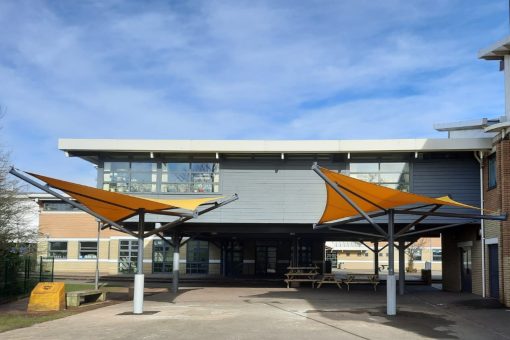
[172,234,181,294]
[387,210,396,315]
[94,221,101,291]
[133,213,145,314]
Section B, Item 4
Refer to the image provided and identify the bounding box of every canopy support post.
[374,242,379,276]
[94,221,101,291]
[172,233,182,294]
[387,209,396,316]
[398,240,405,296]
[133,211,145,314]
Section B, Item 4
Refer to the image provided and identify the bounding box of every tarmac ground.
[2,284,510,340]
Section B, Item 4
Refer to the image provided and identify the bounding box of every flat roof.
[479,35,510,60]
[59,138,492,156]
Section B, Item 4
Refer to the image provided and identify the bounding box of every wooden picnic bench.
[316,273,342,289]
[284,266,319,288]
[66,290,106,307]
[344,274,380,292]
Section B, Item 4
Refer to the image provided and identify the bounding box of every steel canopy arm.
[312,163,388,237]
[9,167,138,238]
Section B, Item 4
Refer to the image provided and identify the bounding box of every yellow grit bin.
[28,282,66,312]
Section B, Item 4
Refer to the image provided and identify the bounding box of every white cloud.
[0,0,507,184]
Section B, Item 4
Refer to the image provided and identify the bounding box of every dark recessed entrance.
[488,244,500,299]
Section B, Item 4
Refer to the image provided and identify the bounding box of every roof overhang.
[479,35,510,60]
[59,138,493,160]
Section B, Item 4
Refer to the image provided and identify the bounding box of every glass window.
[186,240,209,274]
[103,162,157,193]
[43,202,80,211]
[432,249,442,262]
[349,161,410,192]
[119,240,138,273]
[488,153,497,189]
[412,249,422,261]
[79,241,98,259]
[162,162,219,193]
[49,241,67,259]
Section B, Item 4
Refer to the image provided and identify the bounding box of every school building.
[28,32,510,310]
[32,137,482,280]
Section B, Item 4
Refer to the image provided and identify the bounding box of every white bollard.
[133,274,144,314]
[386,274,396,315]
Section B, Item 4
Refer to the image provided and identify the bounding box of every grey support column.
[133,212,145,314]
[398,240,405,296]
[172,234,182,294]
[387,210,396,316]
[292,236,299,266]
[374,242,379,276]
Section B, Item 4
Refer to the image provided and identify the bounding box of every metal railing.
[0,256,40,301]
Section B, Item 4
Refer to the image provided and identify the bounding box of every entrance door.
[256,246,277,275]
[153,240,172,273]
[488,244,500,299]
[225,241,243,277]
[460,247,472,293]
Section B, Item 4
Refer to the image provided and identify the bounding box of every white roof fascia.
[59,138,493,154]
[479,36,510,60]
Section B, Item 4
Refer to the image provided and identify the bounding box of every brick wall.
[482,138,510,306]
[498,139,510,306]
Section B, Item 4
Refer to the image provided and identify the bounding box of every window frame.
[79,241,98,259]
[412,248,423,261]
[118,240,139,273]
[488,153,497,190]
[103,161,158,193]
[432,248,442,262]
[162,162,220,194]
[186,240,209,274]
[348,161,410,192]
[101,160,220,194]
[48,241,68,259]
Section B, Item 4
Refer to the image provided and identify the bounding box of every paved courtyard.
[2,285,510,340]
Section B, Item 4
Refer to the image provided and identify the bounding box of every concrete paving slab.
[2,285,509,340]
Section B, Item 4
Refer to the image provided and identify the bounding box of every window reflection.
[162,162,219,193]
[103,161,220,194]
[349,162,410,192]
[103,162,157,193]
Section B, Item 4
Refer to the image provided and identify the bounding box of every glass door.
[225,241,243,277]
[119,240,138,273]
[256,246,277,275]
[153,240,173,273]
[460,247,472,293]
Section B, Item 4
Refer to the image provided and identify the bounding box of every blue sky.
[0,0,508,185]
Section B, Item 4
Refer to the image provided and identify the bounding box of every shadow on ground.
[242,286,458,339]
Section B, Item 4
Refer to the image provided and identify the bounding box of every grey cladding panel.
[199,157,482,224]
[103,156,482,225]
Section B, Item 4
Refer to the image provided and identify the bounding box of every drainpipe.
[474,151,486,298]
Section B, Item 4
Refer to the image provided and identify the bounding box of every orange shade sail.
[318,167,479,224]
[29,172,221,223]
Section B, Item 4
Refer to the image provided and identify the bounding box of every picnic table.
[284,266,319,288]
[316,273,342,289]
[344,273,380,291]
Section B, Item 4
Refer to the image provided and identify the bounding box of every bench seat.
[66,290,106,307]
